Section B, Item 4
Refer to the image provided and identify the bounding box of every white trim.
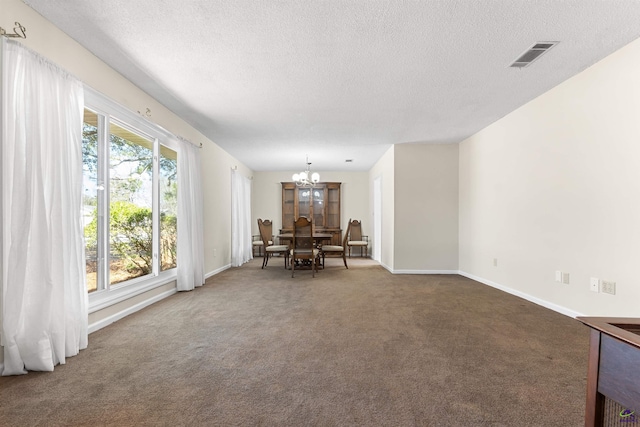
[383,265,583,318]
[84,85,179,150]
[88,288,177,334]
[379,262,393,273]
[458,271,584,319]
[391,269,459,275]
[206,263,232,279]
[89,270,177,313]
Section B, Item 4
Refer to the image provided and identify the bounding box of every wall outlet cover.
[590,277,600,293]
[555,271,562,282]
[602,280,616,295]
[562,272,570,284]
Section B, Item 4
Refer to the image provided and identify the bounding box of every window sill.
[88,269,177,314]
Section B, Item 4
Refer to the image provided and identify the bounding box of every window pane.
[160,146,177,271]
[109,121,154,285]
[82,108,99,293]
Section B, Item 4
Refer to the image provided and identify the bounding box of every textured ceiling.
[24,0,640,171]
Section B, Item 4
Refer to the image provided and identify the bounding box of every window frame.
[84,86,178,313]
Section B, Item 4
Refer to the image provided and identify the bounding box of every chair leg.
[262,252,269,268]
[342,253,348,269]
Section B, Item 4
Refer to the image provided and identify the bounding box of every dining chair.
[320,218,350,269]
[253,219,274,257]
[252,235,263,257]
[291,217,319,277]
[258,218,289,269]
[347,219,369,257]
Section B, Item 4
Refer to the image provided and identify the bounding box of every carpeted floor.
[0,257,590,426]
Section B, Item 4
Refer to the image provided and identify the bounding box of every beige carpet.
[0,257,589,426]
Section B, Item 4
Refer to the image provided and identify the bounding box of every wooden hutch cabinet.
[281,182,342,245]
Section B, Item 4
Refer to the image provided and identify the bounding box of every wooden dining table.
[277,233,333,246]
[277,233,333,270]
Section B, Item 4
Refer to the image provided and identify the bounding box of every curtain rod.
[0,22,26,39]
[177,135,202,149]
[0,24,203,150]
[231,166,253,179]
[131,106,202,149]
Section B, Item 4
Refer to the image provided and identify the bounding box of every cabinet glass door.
[298,188,311,219]
[327,185,340,229]
[312,188,324,227]
[282,186,295,229]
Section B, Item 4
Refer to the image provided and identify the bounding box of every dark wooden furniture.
[253,219,275,257]
[577,317,640,426]
[346,219,368,257]
[257,219,289,269]
[281,182,341,245]
[290,217,319,277]
[320,219,350,269]
[277,233,333,246]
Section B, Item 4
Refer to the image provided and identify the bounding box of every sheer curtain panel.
[230,170,252,267]
[176,138,205,291]
[1,39,88,375]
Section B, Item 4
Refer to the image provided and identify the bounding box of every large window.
[82,90,178,299]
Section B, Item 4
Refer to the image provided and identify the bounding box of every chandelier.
[292,156,320,187]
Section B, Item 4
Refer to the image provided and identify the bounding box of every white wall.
[369,146,395,271]
[459,37,640,317]
[5,0,249,326]
[12,0,640,321]
[252,171,369,238]
[394,144,459,272]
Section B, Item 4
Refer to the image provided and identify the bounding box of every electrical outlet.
[562,272,570,284]
[601,280,616,295]
[213,248,217,257]
[590,277,600,293]
[493,258,498,267]
[555,271,562,282]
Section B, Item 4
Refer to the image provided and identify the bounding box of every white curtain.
[1,39,88,375]
[176,138,205,291]
[230,170,252,267]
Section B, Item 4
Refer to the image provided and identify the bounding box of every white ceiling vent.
[510,42,558,68]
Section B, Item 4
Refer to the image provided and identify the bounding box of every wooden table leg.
[585,328,604,427]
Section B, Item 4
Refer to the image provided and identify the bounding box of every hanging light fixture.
[292,155,320,187]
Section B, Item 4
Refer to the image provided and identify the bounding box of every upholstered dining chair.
[320,218,350,269]
[291,217,319,277]
[253,219,274,257]
[258,218,289,269]
[347,219,369,257]
[252,235,263,257]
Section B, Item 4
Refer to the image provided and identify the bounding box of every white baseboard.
[205,263,231,279]
[88,288,177,334]
[391,269,459,275]
[380,262,393,273]
[458,271,584,319]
